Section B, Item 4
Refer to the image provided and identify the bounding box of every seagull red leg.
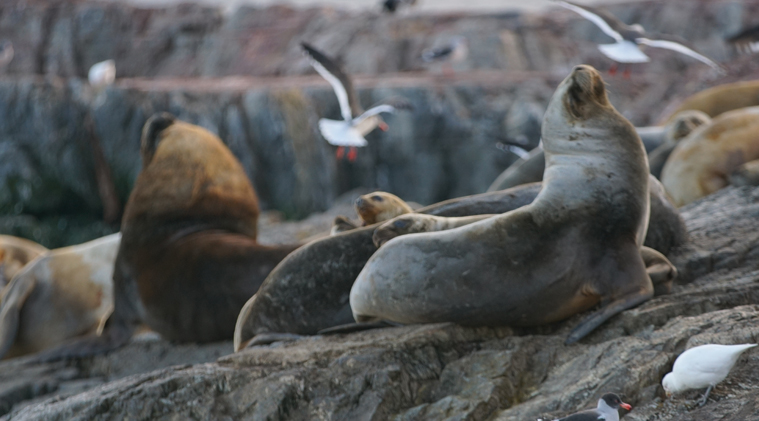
[347,147,358,162]
[609,62,618,76]
[336,146,345,160]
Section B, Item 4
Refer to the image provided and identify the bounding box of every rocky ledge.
[1,185,758,420]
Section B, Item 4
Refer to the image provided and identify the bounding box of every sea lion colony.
[0,10,758,416]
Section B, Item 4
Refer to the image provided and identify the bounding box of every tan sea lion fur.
[648,110,711,179]
[661,80,759,124]
[0,236,47,288]
[331,191,415,235]
[350,65,667,344]
[661,106,759,207]
[729,159,759,187]
[0,233,120,359]
[36,113,300,360]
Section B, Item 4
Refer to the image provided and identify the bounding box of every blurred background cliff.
[0,0,757,247]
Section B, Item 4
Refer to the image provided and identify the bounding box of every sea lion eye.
[371,195,383,202]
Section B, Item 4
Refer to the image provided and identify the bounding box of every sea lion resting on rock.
[0,233,120,359]
[234,66,683,350]
[647,110,711,179]
[661,79,759,123]
[350,65,673,344]
[661,106,759,207]
[0,236,47,289]
[331,191,414,234]
[38,114,300,360]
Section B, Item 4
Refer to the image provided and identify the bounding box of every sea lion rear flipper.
[318,320,401,335]
[565,287,652,345]
[0,272,37,359]
[640,246,677,296]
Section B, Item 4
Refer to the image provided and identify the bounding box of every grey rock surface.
[1,185,758,420]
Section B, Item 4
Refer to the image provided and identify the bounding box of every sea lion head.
[354,192,413,225]
[664,110,710,143]
[140,112,176,166]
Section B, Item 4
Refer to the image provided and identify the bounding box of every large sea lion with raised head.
[38,113,300,360]
[234,66,684,350]
[350,65,669,344]
[0,233,120,359]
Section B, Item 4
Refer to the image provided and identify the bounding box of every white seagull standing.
[302,42,413,162]
[662,343,757,406]
[552,393,632,421]
[88,59,116,88]
[554,0,725,76]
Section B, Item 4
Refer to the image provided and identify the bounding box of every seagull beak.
[620,403,632,411]
[378,121,389,131]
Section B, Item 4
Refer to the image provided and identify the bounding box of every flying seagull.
[554,0,724,76]
[727,24,759,55]
[552,393,632,421]
[302,42,413,162]
[422,36,468,66]
[663,343,756,406]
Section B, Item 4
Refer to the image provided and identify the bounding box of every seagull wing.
[636,37,726,74]
[422,44,454,62]
[353,97,414,124]
[554,0,624,42]
[302,42,362,122]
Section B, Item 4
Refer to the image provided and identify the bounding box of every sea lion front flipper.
[318,320,401,335]
[331,216,359,235]
[640,246,677,296]
[0,271,37,359]
[729,159,759,187]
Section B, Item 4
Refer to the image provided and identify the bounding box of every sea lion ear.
[140,112,176,166]
[592,73,607,104]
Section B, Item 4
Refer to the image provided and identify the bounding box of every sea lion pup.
[0,233,120,359]
[730,159,759,187]
[661,106,759,207]
[0,236,47,288]
[331,191,414,234]
[351,65,662,344]
[37,113,300,360]
[648,110,711,179]
[662,80,759,123]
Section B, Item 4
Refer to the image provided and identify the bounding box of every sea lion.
[235,66,684,350]
[729,159,759,187]
[0,236,47,288]
[0,233,119,359]
[648,110,711,179]
[661,106,759,207]
[331,191,414,234]
[350,65,667,344]
[661,80,759,123]
[37,113,300,360]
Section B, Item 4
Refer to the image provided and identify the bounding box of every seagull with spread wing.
[554,0,725,76]
[302,42,413,162]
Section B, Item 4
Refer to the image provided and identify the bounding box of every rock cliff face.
[1,0,759,247]
[2,185,759,420]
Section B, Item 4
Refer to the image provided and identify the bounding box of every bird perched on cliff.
[88,59,116,88]
[422,36,468,75]
[381,0,417,13]
[662,343,757,406]
[550,393,632,421]
[727,24,759,55]
[302,42,413,162]
[554,0,724,76]
[551,393,632,421]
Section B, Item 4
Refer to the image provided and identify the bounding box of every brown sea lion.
[661,80,759,124]
[331,191,415,234]
[0,233,120,359]
[350,65,671,344]
[234,67,685,350]
[37,113,300,360]
[661,106,759,207]
[0,236,47,289]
